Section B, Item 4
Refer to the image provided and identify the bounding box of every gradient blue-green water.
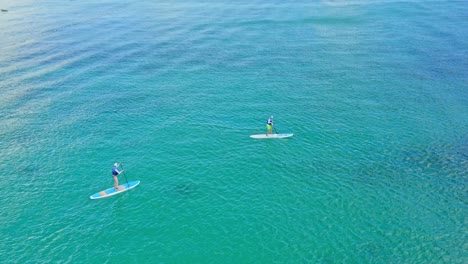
[0,0,466,263]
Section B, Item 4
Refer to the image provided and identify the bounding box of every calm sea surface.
[0,0,466,263]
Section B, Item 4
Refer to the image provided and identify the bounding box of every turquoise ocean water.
[0,0,466,263]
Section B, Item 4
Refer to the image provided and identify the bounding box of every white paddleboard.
[90,180,140,200]
[250,133,293,139]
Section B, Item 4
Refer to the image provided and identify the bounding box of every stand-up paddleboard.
[250,133,293,139]
[90,180,140,200]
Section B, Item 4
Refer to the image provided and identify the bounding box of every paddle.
[274,127,279,134]
[120,163,129,188]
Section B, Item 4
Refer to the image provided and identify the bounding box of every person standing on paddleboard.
[266,115,274,135]
[112,163,124,190]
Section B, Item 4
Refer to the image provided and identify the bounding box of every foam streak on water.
[0,0,466,263]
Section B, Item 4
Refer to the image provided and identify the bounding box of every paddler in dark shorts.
[112,163,124,190]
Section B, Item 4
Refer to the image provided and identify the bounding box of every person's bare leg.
[114,176,119,190]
